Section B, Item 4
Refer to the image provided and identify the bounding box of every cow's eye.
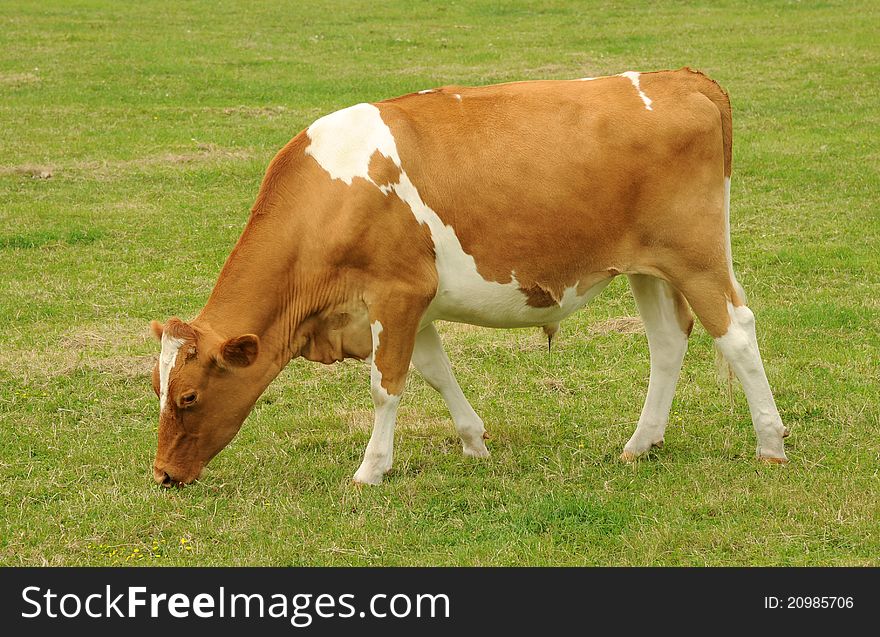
[181,392,198,406]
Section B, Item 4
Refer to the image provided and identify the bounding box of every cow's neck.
[194,211,319,373]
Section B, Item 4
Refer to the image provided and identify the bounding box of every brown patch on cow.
[520,283,558,308]
[589,316,644,335]
[163,317,197,342]
[367,151,401,189]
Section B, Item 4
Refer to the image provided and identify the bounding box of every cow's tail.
[689,69,742,388]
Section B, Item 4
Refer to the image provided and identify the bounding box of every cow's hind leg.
[622,274,693,461]
[677,274,788,462]
[411,323,489,458]
[353,296,426,485]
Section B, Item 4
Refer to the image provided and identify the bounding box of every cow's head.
[149,317,261,487]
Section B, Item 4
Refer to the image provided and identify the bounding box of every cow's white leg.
[411,324,489,458]
[714,302,788,462]
[352,361,401,485]
[622,274,691,460]
[353,321,403,485]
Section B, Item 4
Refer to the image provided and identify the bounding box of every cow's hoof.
[352,466,387,485]
[352,476,382,486]
[461,431,489,458]
[620,439,663,462]
[782,427,791,438]
[352,475,383,486]
[463,444,490,459]
[462,430,490,458]
[758,455,788,465]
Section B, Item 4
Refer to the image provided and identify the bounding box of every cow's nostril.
[153,465,176,488]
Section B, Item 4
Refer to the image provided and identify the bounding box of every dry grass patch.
[0,164,53,178]
[0,71,40,86]
[0,145,253,181]
[588,317,644,335]
[222,105,288,118]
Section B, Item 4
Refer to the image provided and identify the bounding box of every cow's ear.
[150,320,164,341]
[218,334,260,368]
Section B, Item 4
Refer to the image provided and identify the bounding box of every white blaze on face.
[158,332,185,412]
[619,71,653,111]
[304,103,605,329]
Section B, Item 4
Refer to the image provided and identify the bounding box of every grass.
[1,0,877,566]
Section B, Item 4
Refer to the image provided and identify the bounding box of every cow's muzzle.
[152,463,198,488]
[153,464,177,488]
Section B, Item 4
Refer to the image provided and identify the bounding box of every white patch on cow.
[452,93,462,101]
[304,103,401,186]
[714,302,787,461]
[578,76,599,81]
[158,332,185,412]
[418,89,435,94]
[393,168,609,328]
[368,320,389,399]
[620,71,653,111]
[304,103,611,329]
[353,320,400,485]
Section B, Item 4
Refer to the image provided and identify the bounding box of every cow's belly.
[426,278,608,328]
[423,241,610,328]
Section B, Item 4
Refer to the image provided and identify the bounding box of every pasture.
[1,0,877,566]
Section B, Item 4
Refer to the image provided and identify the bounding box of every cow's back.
[370,69,728,326]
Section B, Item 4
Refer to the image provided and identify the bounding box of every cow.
[150,67,789,488]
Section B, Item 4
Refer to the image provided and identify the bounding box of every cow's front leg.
[411,323,489,458]
[353,301,424,485]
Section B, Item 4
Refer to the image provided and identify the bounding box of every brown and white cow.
[150,67,789,487]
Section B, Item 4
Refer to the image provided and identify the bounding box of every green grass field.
[1,0,877,566]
